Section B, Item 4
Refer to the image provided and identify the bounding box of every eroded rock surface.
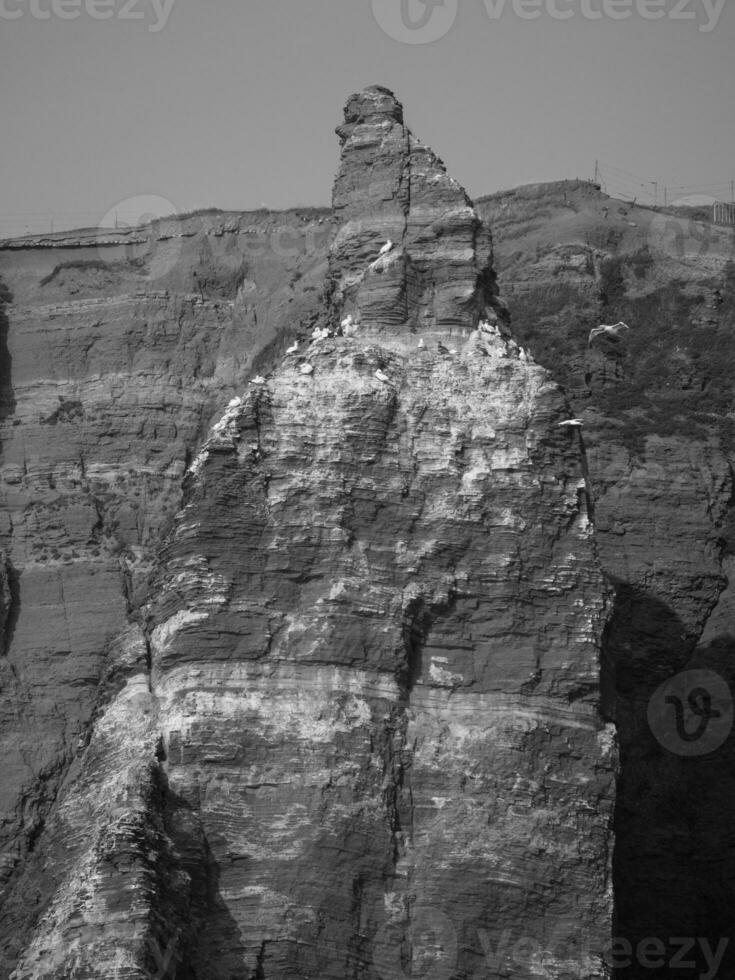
[1,89,615,979]
[0,210,332,974]
[480,180,735,977]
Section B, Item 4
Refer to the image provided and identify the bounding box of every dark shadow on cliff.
[2,560,21,658]
[602,579,735,979]
[163,786,248,980]
[0,278,16,435]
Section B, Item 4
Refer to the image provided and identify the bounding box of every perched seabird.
[311,326,330,341]
[478,320,496,334]
[227,396,242,409]
[374,369,390,384]
[341,314,359,337]
[378,240,393,256]
[286,340,299,355]
[418,338,425,349]
[250,376,266,385]
[557,419,584,428]
[519,348,527,361]
[300,363,314,375]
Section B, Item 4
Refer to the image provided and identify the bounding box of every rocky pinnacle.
[4,88,615,980]
[329,85,503,335]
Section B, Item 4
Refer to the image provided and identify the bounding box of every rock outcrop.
[480,180,735,978]
[0,89,615,979]
[328,87,502,336]
[0,210,333,975]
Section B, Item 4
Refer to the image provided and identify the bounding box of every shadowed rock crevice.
[161,788,246,980]
[0,555,18,657]
[604,580,735,979]
[0,277,15,432]
[0,280,16,655]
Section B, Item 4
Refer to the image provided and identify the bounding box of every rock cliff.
[479,181,735,978]
[0,88,616,979]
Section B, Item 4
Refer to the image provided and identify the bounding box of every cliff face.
[479,182,735,977]
[0,209,332,974]
[0,88,615,979]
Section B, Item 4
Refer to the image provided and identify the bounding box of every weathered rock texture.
[0,209,333,975]
[0,89,616,979]
[327,87,502,336]
[479,180,735,978]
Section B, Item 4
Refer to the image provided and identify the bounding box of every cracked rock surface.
[0,88,615,979]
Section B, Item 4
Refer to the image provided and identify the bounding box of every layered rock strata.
[2,90,615,979]
[480,180,735,978]
[0,210,332,975]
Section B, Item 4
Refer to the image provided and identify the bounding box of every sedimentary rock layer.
[1,90,615,979]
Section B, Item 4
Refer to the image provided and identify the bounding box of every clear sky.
[1,0,734,238]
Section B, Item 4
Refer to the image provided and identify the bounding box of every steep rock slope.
[0,209,333,975]
[480,181,735,977]
[3,89,615,980]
